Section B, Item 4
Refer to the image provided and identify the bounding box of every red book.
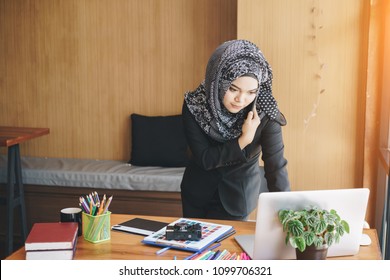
[25,222,78,251]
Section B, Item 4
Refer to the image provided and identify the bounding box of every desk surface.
[0,126,50,147]
[5,214,382,260]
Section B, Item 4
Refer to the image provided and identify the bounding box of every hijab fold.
[185,40,281,142]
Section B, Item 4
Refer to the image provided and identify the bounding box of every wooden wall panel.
[372,0,390,234]
[0,0,237,160]
[238,0,369,192]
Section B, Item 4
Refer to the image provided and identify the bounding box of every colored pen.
[222,251,231,260]
[156,246,171,255]
[102,195,113,213]
[193,250,211,260]
[94,191,100,204]
[216,249,228,260]
[228,252,237,260]
[79,197,90,213]
[99,194,106,214]
[199,251,214,260]
[92,205,97,216]
[97,201,104,215]
[184,243,221,260]
[184,251,199,260]
[210,250,221,260]
[205,251,216,260]
[89,199,93,215]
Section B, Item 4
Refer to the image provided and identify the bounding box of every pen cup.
[82,211,111,243]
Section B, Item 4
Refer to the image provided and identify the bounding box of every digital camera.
[165,222,202,241]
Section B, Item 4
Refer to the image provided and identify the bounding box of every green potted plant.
[278,206,350,260]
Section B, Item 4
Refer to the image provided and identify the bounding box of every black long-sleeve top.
[180,103,290,216]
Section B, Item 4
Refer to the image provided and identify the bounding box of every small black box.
[165,222,202,241]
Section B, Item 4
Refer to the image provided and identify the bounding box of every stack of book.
[25,222,78,260]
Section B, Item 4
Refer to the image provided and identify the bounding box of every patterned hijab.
[184,39,280,142]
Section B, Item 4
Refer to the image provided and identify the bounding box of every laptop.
[235,188,370,259]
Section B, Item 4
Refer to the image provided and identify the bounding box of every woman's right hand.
[238,109,260,149]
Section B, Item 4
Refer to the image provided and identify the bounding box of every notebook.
[142,218,234,252]
[111,218,169,236]
[235,188,370,259]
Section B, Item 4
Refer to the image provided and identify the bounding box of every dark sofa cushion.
[130,114,189,167]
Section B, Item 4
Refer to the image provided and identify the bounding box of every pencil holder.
[82,211,111,243]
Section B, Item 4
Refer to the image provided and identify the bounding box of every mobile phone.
[252,95,258,112]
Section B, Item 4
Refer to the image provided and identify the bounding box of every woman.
[181,39,290,220]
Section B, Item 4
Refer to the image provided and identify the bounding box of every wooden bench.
[0,155,184,248]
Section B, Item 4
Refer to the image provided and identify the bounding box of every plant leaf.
[289,237,298,248]
[303,231,315,246]
[294,237,306,252]
[278,210,288,223]
[335,224,344,236]
[287,220,304,237]
[330,209,341,221]
[313,236,324,247]
[314,219,327,234]
[327,224,335,233]
[341,220,350,234]
[325,232,334,246]
[285,234,290,245]
[334,233,341,243]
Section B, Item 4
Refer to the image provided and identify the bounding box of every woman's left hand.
[238,109,260,149]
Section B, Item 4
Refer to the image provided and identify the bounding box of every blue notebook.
[142,218,234,252]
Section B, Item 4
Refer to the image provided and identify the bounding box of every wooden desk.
[0,126,50,256]
[5,214,382,260]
